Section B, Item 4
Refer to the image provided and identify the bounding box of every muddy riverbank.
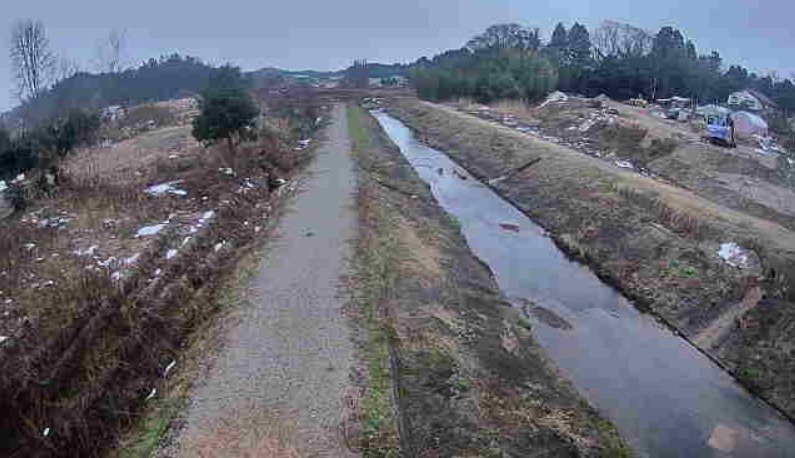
[349,105,628,456]
[385,98,795,429]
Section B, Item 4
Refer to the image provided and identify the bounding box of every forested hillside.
[10,54,221,125]
[409,22,795,113]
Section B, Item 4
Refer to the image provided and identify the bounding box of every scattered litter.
[219,167,235,176]
[145,181,187,197]
[111,271,124,281]
[12,174,25,183]
[614,160,634,169]
[180,236,192,247]
[201,210,215,221]
[578,119,597,132]
[163,360,176,377]
[488,175,507,186]
[36,217,70,229]
[153,268,162,277]
[0,181,6,192]
[717,243,753,269]
[135,223,166,238]
[42,428,50,438]
[538,91,569,108]
[213,241,226,252]
[0,336,9,344]
[165,249,178,260]
[145,388,157,400]
[23,243,36,251]
[168,154,179,159]
[3,299,10,304]
[274,178,286,187]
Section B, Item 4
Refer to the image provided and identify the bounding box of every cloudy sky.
[2,0,792,111]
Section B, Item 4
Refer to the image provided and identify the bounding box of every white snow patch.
[165,249,178,260]
[123,253,140,266]
[145,388,157,400]
[98,256,116,268]
[23,242,36,251]
[0,336,9,344]
[718,243,752,269]
[135,223,166,238]
[145,181,187,197]
[614,160,634,169]
[219,167,235,176]
[42,428,50,437]
[73,245,99,257]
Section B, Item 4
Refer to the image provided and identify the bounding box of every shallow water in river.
[374,110,795,457]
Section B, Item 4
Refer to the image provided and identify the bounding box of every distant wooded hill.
[6,54,219,126]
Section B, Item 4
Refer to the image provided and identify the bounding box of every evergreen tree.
[567,23,592,64]
[549,23,568,50]
[192,65,259,155]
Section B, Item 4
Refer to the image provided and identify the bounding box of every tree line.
[408,21,795,115]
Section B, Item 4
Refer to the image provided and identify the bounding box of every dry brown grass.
[397,218,442,284]
[0,97,324,456]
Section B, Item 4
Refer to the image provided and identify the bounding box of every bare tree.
[593,21,652,59]
[56,55,81,82]
[467,23,540,53]
[97,29,126,73]
[9,19,56,100]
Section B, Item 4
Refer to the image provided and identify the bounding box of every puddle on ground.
[374,110,795,458]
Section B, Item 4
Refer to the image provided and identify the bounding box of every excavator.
[705,113,736,148]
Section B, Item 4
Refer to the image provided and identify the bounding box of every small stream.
[373,111,795,457]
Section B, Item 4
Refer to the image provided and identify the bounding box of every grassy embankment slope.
[388,98,795,420]
[0,102,317,457]
[348,104,628,457]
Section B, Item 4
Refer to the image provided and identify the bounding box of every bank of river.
[373,110,795,457]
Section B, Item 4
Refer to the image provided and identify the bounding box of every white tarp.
[730,111,768,137]
[539,91,569,108]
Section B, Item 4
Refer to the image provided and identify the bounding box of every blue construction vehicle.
[705,113,736,148]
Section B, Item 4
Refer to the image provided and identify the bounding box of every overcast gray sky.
[2,0,793,111]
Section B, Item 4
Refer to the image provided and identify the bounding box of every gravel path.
[168,104,358,457]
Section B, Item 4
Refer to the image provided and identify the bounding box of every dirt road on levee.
[165,104,358,457]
